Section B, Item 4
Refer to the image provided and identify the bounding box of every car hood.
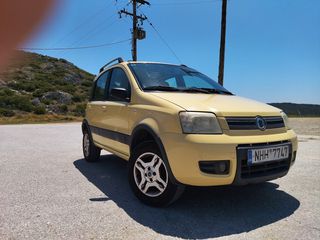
[150,92,281,117]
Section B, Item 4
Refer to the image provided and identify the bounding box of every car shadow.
[73,154,300,239]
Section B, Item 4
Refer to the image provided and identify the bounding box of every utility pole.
[218,0,227,86]
[119,0,150,61]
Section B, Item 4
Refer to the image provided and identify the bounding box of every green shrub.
[59,104,68,113]
[0,95,33,112]
[60,84,75,94]
[0,88,14,96]
[73,103,86,116]
[33,89,44,98]
[81,81,92,87]
[42,99,52,105]
[0,108,15,117]
[59,58,68,63]
[29,63,40,69]
[33,106,46,115]
[72,94,84,102]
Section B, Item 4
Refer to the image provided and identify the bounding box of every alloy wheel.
[83,133,90,157]
[133,152,168,197]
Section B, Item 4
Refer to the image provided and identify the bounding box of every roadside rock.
[40,62,55,72]
[31,98,41,106]
[0,79,6,86]
[42,91,72,104]
[63,72,82,84]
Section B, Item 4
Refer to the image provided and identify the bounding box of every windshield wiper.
[143,86,233,95]
[143,86,180,91]
[144,86,210,93]
[181,87,210,93]
[200,88,233,95]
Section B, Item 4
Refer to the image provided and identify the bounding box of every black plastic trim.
[130,124,181,185]
[99,57,124,73]
[89,125,130,145]
[233,141,292,185]
[199,160,230,175]
[226,116,285,130]
[82,120,95,144]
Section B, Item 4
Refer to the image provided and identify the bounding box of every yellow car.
[82,58,298,207]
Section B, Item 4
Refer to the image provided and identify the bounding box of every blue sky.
[23,0,320,104]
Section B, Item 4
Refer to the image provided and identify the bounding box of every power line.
[53,0,116,46]
[69,16,119,47]
[138,9,182,63]
[148,20,182,63]
[153,0,221,6]
[20,39,131,51]
[67,1,131,50]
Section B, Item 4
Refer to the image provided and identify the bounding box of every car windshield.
[128,63,232,94]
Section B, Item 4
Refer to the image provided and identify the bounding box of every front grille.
[226,116,284,130]
[237,142,291,179]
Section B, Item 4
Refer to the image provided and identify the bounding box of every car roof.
[96,60,188,80]
[124,61,182,67]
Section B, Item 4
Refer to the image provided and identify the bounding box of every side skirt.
[94,141,130,161]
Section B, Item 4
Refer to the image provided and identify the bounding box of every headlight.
[281,111,291,129]
[179,112,222,134]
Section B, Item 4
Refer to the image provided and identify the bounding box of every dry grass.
[0,114,82,125]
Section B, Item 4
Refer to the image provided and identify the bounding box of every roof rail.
[99,57,124,73]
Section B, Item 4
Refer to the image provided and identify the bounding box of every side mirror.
[110,88,130,101]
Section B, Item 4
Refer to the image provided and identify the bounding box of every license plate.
[248,144,290,165]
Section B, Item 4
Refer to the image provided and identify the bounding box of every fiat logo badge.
[256,116,267,131]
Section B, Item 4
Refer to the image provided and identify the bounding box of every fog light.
[199,160,230,175]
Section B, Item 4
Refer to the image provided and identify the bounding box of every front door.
[86,70,115,148]
[102,67,131,156]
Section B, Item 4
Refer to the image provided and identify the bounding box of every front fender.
[130,122,181,185]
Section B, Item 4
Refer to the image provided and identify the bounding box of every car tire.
[82,129,101,162]
[128,141,185,207]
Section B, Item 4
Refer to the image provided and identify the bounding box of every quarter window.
[183,75,212,89]
[164,77,178,87]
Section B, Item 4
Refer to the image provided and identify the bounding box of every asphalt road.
[0,123,319,240]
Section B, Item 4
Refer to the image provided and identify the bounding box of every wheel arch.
[82,119,89,133]
[130,124,181,185]
[82,119,94,142]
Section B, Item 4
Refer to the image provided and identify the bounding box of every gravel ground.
[289,118,320,136]
[0,122,319,240]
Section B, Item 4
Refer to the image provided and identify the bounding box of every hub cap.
[133,152,168,197]
[83,133,90,157]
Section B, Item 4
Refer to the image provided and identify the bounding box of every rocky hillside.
[0,51,94,119]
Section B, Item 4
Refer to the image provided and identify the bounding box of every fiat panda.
[82,58,298,207]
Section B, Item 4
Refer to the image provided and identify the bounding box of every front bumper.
[162,130,298,186]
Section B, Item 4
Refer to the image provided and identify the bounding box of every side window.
[108,68,131,101]
[183,75,212,89]
[92,71,110,101]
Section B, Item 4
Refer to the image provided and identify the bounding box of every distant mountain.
[0,51,94,119]
[269,103,320,117]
